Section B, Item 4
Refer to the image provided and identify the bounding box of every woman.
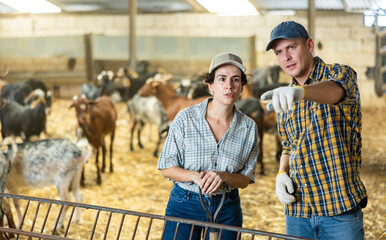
[158,52,259,240]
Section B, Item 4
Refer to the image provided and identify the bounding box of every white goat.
[5,138,89,232]
[127,94,169,157]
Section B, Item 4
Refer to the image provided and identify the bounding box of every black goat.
[111,67,159,102]
[0,90,46,141]
[1,78,52,114]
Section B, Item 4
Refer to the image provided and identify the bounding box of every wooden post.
[83,33,94,83]
[129,0,137,70]
[249,35,256,71]
[308,0,315,41]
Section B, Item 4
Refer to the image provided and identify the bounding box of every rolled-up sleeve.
[327,64,359,106]
[157,114,185,170]
[238,124,258,183]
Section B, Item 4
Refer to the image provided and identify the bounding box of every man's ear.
[306,38,314,53]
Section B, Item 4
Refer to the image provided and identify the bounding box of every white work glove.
[276,172,296,205]
[260,86,305,113]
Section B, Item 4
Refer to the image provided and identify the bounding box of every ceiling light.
[0,0,61,13]
[196,0,258,16]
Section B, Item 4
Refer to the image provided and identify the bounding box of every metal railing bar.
[0,226,74,240]
[132,215,141,240]
[203,226,208,239]
[161,215,311,240]
[19,199,31,230]
[145,217,153,240]
[0,193,164,220]
[173,222,180,240]
[30,201,41,232]
[160,219,167,240]
[40,202,52,235]
[189,224,194,240]
[103,211,113,240]
[89,210,101,240]
[115,213,125,240]
[218,229,223,239]
[64,206,76,237]
[51,203,65,236]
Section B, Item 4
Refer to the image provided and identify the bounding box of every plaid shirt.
[278,57,367,217]
[158,98,258,195]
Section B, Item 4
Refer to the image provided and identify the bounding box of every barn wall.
[0,11,380,104]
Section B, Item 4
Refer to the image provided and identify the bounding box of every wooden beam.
[341,0,351,12]
[184,0,206,12]
[248,0,261,12]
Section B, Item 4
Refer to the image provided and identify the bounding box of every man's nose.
[284,51,291,60]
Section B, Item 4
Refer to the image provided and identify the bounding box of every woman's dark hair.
[203,66,248,85]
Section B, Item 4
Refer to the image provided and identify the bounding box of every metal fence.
[0,193,311,240]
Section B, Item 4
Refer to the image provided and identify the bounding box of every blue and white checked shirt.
[158,98,259,194]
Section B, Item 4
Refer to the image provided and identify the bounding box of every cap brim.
[210,60,246,73]
[265,35,302,51]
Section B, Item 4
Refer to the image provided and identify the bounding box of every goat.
[137,79,209,121]
[5,138,88,232]
[237,83,265,174]
[127,94,169,157]
[112,67,159,102]
[80,70,114,100]
[0,89,47,141]
[69,95,117,185]
[1,78,52,115]
[0,138,16,239]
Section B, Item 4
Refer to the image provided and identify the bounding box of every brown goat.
[138,80,209,121]
[69,95,117,185]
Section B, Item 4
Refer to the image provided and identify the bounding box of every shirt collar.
[291,56,324,86]
[198,98,247,128]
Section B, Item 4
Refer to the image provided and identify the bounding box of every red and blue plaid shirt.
[278,57,367,217]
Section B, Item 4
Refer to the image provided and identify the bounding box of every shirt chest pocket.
[281,102,311,142]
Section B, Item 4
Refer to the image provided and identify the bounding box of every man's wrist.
[276,170,288,177]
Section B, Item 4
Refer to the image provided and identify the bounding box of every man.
[261,21,367,240]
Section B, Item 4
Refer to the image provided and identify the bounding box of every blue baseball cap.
[266,21,310,51]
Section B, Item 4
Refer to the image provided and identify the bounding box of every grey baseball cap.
[209,52,246,73]
[266,21,310,51]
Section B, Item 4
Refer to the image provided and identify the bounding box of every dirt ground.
[12,98,386,240]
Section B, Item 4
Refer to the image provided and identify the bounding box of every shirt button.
[214,163,217,166]
[304,183,307,186]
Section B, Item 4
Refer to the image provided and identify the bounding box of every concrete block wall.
[0,11,382,104]
[0,11,375,73]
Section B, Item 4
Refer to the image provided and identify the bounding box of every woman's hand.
[199,171,225,194]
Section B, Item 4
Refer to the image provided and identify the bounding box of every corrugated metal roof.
[0,0,383,14]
